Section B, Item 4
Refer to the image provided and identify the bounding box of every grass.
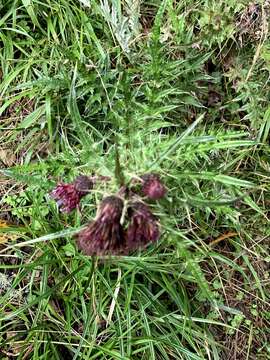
[0,0,270,359]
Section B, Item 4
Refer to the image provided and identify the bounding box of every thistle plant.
[50,172,166,255]
[1,1,269,358]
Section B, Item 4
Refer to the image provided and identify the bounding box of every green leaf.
[19,105,46,129]
[21,0,41,29]
[19,105,45,129]
[150,113,205,168]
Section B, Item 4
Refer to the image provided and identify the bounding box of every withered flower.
[50,175,93,213]
[141,173,166,200]
[126,202,159,251]
[76,196,125,256]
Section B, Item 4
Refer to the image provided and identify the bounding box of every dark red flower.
[50,175,93,213]
[141,173,166,200]
[126,202,159,251]
[76,196,125,256]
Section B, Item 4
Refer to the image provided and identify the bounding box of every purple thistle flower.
[141,173,166,200]
[126,202,160,251]
[50,175,93,213]
[76,196,125,256]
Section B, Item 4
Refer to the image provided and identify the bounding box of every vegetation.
[0,1,269,359]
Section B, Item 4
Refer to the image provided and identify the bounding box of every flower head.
[141,173,166,200]
[74,175,93,193]
[126,202,159,251]
[50,175,93,213]
[76,196,125,256]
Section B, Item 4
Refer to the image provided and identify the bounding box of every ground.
[0,1,269,359]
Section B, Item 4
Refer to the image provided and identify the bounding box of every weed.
[0,1,269,359]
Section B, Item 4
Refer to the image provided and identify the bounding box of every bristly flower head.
[74,175,94,193]
[126,201,159,251]
[141,173,166,200]
[76,196,125,256]
[50,175,93,213]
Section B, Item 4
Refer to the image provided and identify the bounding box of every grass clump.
[0,1,269,359]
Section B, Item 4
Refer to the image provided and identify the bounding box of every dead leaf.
[0,220,12,228]
[0,220,21,244]
[209,232,238,246]
[0,148,16,167]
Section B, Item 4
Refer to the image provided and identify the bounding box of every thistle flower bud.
[50,175,93,213]
[76,196,125,256]
[97,196,124,222]
[126,202,159,251]
[141,173,166,200]
[74,175,93,193]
